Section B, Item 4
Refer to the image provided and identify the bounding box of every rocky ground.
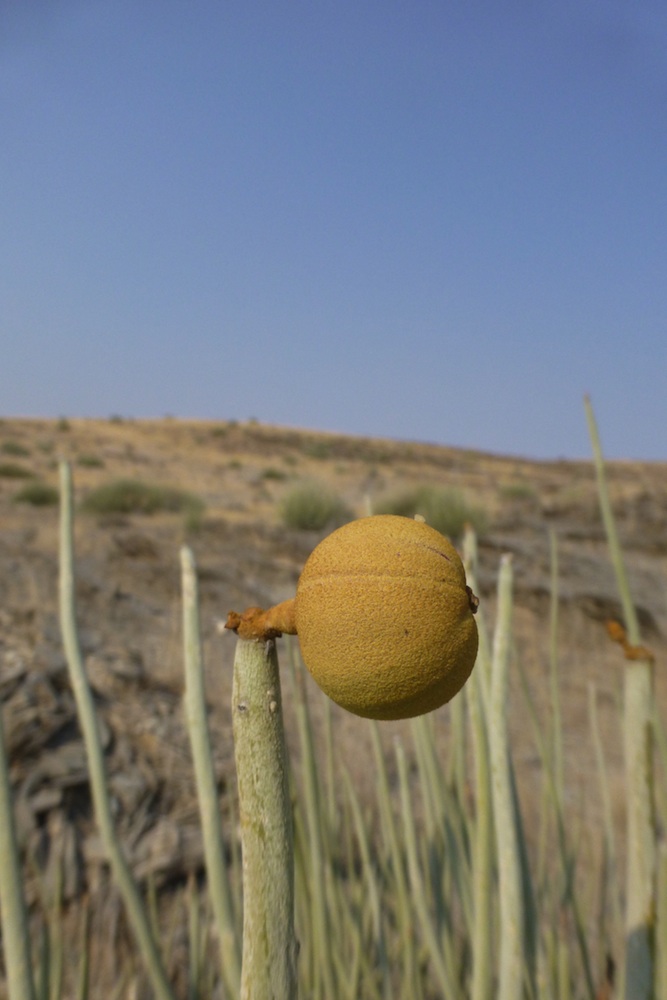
[1,416,666,987]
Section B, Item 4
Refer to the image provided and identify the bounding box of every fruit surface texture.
[294,514,478,720]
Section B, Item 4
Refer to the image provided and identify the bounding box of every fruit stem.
[225,599,297,640]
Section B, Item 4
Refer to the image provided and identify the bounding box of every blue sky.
[2,1,666,460]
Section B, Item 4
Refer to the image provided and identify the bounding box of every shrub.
[13,481,59,506]
[373,485,487,541]
[76,454,105,469]
[183,503,205,535]
[262,467,288,482]
[500,482,537,501]
[304,441,332,460]
[280,482,352,531]
[0,462,34,479]
[1,441,30,457]
[81,478,204,518]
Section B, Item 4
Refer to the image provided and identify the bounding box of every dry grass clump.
[81,478,204,519]
[0,462,34,479]
[373,485,487,541]
[280,481,353,531]
[1,440,31,457]
[76,453,105,469]
[12,481,59,506]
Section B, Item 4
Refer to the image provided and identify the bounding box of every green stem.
[0,701,37,1000]
[395,739,458,998]
[181,547,242,997]
[232,638,297,999]
[489,554,524,1000]
[463,525,494,1000]
[58,462,175,1000]
[584,397,655,1000]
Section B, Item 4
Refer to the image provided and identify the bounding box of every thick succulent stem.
[232,637,297,999]
[0,703,37,1000]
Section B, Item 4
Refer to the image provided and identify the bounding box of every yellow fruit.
[294,514,479,720]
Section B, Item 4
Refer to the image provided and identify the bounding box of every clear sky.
[2,1,665,460]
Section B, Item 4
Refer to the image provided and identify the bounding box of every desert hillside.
[1,415,666,907]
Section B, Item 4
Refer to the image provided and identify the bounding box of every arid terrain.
[1,416,666,969]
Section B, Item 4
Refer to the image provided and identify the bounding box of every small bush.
[77,454,105,469]
[1,441,30,457]
[373,486,487,541]
[183,503,205,535]
[0,462,34,479]
[304,441,332,460]
[500,482,537,501]
[280,483,352,531]
[57,417,71,432]
[13,481,58,506]
[262,467,288,482]
[81,479,204,518]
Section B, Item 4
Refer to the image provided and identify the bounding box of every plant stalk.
[181,546,242,997]
[584,397,655,1000]
[0,702,37,1000]
[58,462,175,1000]
[489,554,525,1000]
[232,637,297,999]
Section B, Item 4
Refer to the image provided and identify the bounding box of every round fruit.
[294,514,478,720]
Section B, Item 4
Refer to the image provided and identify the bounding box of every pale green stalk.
[36,928,49,1000]
[448,683,468,801]
[47,860,64,1000]
[0,701,37,1000]
[548,529,564,808]
[584,396,656,1000]
[537,531,564,886]
[322,696,337,835]
[463,524,492,703]
[410,714,474,941]
[58,462,175,1000]
[588,682,624,984]
[557,921,571,1000]
[516,659,593,997]
[369,722,419,994]
[463,524,495,1000]
[340,762,391,998]
[75,898,90,1000]
[285,640,336,1000]
[656,844,667,1000]
[232,637,297,1000]
[181,546,242,998]
[186,876,201,1000]
[395,738,459,998]
[489,554,524,1000]
[409,716,439,839]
